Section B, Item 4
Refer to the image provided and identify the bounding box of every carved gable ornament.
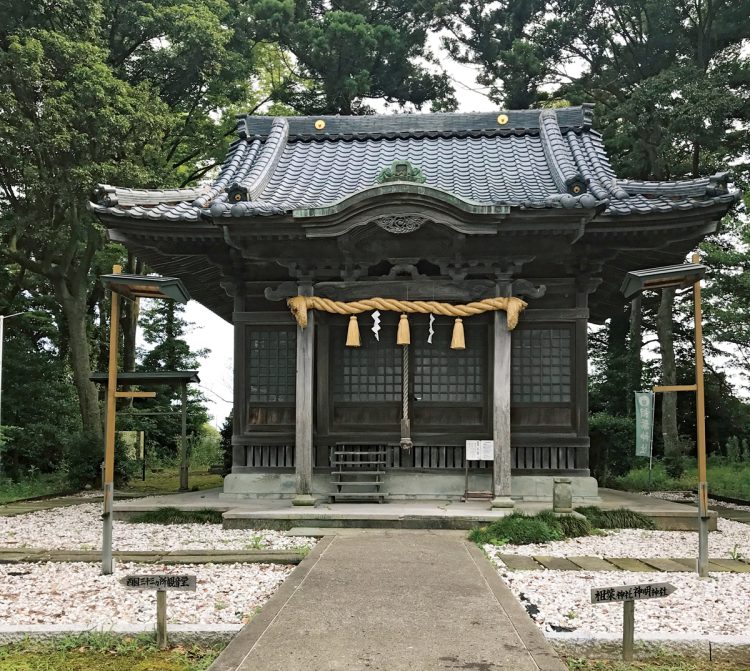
[376,160,426,184]
[374,215,428,234]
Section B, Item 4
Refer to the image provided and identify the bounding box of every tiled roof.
[90,106,740,222]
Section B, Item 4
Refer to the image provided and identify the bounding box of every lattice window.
[511,328,572,403]
[333,333,401,402]
[413,324,486,402]
[247,328,296,402]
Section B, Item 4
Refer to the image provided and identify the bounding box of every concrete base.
[221,471,600,503]
[491,496,515,509]
[291,494,315,506]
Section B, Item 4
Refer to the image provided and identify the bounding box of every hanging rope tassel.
[345,315,361,347]
[451,318,465,350]
[396,313,410,345]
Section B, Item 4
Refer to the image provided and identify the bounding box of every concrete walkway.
[208,531,566,671]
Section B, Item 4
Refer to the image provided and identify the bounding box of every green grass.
[0,472,72,505]
[614,459,750,501]
[0,633,223,671]
[576,506,656,530]
[566,656,748,671]
[122,468,223,495]
[129,507,224,524]
[470,507,654,546]
[469,512,564,545]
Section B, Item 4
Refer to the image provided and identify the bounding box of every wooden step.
[331,481,383,486]
[330,492,388,499]
[332,472,385,477]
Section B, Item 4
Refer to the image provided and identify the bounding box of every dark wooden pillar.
[491,283,514,508]
[293,282,315,505]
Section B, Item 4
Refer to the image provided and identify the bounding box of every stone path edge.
[547,632,750,665]
[205,536,334,671]
[465,542,568,671]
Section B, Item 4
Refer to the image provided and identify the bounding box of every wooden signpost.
[121,574,197,648]
[591,582,676,661]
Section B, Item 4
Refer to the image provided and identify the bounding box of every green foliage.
[565,653,745,671]
[615,459,750,500]
[132,301,209,463]
[189,424,221,467]
[556,514,594,538]
[469,512,563,545]
[0,632,222,671]
[122,468,223,495]
[129,507,223,524]
[220,414,233,476]
[588,412,638,485]
[576,506,656,530]
[0,472,70,505]
[64,432,136,490]
[248,0,456,114]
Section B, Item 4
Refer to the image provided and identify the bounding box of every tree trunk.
[657,288,680,471]
[627,295,643,413]
[52,277,102,440]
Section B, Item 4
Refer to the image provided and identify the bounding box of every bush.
[469,512,563,545]
[557,514,594,538]
[220,414,233,476]
[129,507,224,524]
[589,412,638,485]
[64,432,136,490]
[576,506,655,530]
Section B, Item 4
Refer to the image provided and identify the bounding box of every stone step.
[567,556,619,572]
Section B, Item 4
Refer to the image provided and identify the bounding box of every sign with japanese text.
[121,574,196,591]
[591,582,675,604]
[466,440,494,461]
[634,392,655,457]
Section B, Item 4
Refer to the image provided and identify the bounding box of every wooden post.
[293,283,315,506]
[491,283,514,508]
[102,264,121,575]
[156,589,168,649]
[622,599,635,661]
[179,382,189,491]
[692,252,709,577]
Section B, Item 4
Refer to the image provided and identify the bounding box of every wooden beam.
[653,385,697,393]
[114,391,156,399]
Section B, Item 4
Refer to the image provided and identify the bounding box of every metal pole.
[102,264,121,575]
[691,253,709,578]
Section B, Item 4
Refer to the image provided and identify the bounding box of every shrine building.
[91,106,739,507]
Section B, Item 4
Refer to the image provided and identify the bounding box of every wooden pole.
[622,600,635,661]
[102,264,121,575]
[156,589,168,649]
[692,253,709,577]
[293,283,315,506]
[491,283,513,508]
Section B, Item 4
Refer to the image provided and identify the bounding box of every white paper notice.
[480,440,494,461]
[465,440,481,461]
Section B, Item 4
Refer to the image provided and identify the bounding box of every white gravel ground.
[0,561,291,625]
[648,490,750,512]
[0,503,314,552]
[489,518,749,559]
[491,565,750,637]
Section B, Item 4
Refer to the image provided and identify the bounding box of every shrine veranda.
[90,106,740,504]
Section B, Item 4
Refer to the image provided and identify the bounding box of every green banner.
[634,392,654,457]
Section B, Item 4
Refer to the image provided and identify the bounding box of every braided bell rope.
[287,295,527,330]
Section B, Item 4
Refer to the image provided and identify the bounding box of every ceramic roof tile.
[90,107,741,222]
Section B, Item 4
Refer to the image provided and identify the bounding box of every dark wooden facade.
[91,106,739,501]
